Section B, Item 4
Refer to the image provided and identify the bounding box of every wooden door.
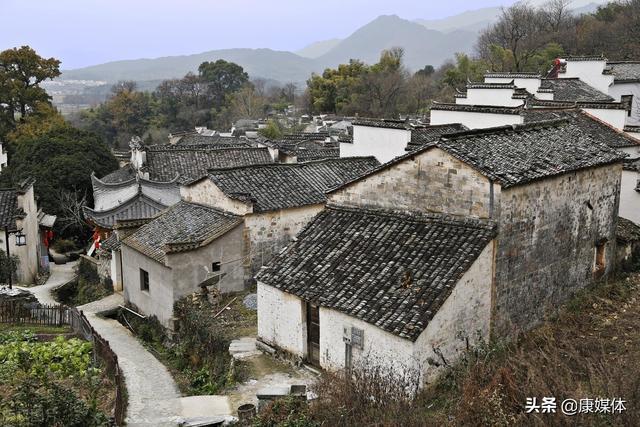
[306,303,320,366]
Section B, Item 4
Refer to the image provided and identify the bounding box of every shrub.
[51,238,77,253]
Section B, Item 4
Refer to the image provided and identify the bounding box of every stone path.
[79,297,184,426]
[16,261,78,305]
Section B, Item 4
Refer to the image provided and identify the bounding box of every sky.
[0,0,592,70]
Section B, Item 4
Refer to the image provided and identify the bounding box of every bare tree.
[55,189,90,235]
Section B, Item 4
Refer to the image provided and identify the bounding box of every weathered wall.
[493,164,622,335]
[13,185,40,284]
[180,180,252,215]
[167,223,246,295]
[344,126,410,163]
[257,282,307,356]
[245,204,324,273]
[329,148,496,219]
[122,224,246,327]
[430,109,523,129]
[413,242,494,383]
[620,169,640,225]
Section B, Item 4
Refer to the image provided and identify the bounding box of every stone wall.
[180,179,252,215]
[244,204,324,274]
[492,164,622,335]
[330,148,496,219]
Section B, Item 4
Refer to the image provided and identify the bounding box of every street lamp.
[4,226,26,289]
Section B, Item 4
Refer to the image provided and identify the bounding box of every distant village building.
[0,142,8,172]
[256,118,625,384]
[256,139,339,163]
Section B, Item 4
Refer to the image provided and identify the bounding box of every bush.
[51,238,78,253]
[54,258,112,306]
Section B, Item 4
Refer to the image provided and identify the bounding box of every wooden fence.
[0,301,69,326]
[0,301,126,425]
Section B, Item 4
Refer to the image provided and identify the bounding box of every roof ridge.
[439,118,568,140]
[326,203,496,231]
[207,156,376,174]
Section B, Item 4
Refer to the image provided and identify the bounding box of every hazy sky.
[1,0,547,69]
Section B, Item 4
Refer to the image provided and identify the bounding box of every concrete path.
[16,261,78,305]
[79,296,183,426]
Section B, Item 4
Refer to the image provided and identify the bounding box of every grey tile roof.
[467,81,516,89]
[435,119,626,188]
[625,125,640,133]
[607,61,640,83]
[406,124,468,151]
[207,157,380,213]
[143,147,273,184]
[330,117,626,193]
[101,233,121,251]
[281,132,331,141]
[83,193,168,229]
[522,109,640,148]
[540,78,614,102]
[263,139,340,161]
[352,118,409,129]
[484,72,541,79]
[616,217,640,243]
[99,165,136,184]
[257,205,496,341]
[123,201,242,264]
[430,102,523,115]
[174,135,252,148]
[0,190,18,229]
[565,55,607,62]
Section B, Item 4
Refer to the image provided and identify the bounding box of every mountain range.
[59,2,607,88]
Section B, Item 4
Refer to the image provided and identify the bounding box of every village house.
[550,56,640,127]
[0,178,42,285]
[120,201,244,327]
[256,139,339,163]
[117,157,379,326]
[256,118,625,385]
[84,138,273,289]
[0,141,8,172]
[181,157,380,276]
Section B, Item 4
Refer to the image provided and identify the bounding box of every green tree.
[1,115,118,237]
[198,60,249,109]
[0,46,60,137]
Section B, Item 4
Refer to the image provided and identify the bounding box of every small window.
[140,269,150,292]
[211,262,221,274]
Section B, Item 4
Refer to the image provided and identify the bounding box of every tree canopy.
[0,46,60,138]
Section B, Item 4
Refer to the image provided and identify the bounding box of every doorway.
[306,303,320,366]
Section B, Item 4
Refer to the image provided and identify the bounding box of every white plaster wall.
[180,179,252,215]
[536,92,555,100]
[583,108,627,130]
[609,82,640,126]
[430,109,523,129]
[485,77,542,94]
[620,169,640,225]
[618,146,640,157]
[141,183,181,206]
[319,307,416,375]
[121,245,175,326]
[562,60,614,94]
[344,125,411,163]
[257,283,306,355]
[456,88,524,107]
[628,131,640,140]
